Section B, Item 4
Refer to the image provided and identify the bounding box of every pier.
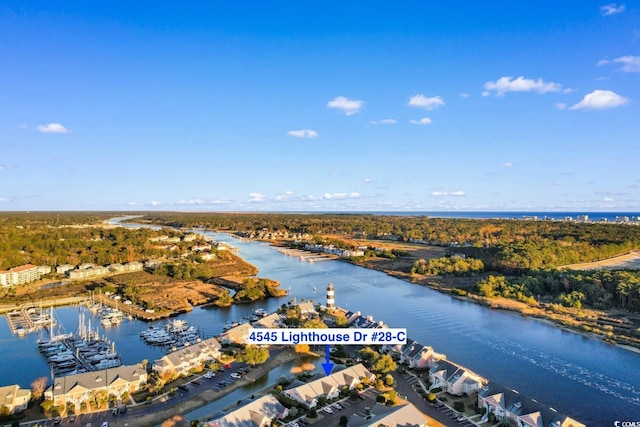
[277,248,335,263]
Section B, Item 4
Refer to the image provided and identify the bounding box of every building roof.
[207,395,286,427]
[161,337,221,368]
[285,364,374,405]
[0,384,30,407]
[478,381,586,427]
[1,264,38,273]
[348,403,428,427]
[47,364,146,397]
[220,323,252,343]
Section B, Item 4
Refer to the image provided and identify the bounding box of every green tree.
[371,354,396,374]
[237,345,269,366]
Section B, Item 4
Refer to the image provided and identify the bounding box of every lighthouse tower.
[326,282,335,309]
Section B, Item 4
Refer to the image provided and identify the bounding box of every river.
[1,219,638,425]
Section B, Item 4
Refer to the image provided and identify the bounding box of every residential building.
[0,384,31,414]
[68,266,109,280]
[206,394,288,427]
[45,364,147,412]
[429,360,486,396]
[297,302,317,319]
[0,264,43,286]
[220,323,252,345]
[37,265,52,275]
[284,364,375,408]
[397,340,445,369]
[252,313,285,329]
[348,403,429,427]
[56,264,75,274]
[153,337,221,376]
[124,261,143,272]
[478,381,585,427]
[108,263,126,273]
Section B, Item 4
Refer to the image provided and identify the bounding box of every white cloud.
[0,165,5,170]
[369,119,397,125]
[409,117,432,125]
[363,178,373,183]
[614,56,640,72]
[603,197,615,202]
[459,93,470,98]
[148,201,161,207]
[597,59,611,66]
[323,192,361,200]
[126,201,141,206]
[36,123,69,134]
[451,191,466,197]
[408,94,445,110]
[0,198,8,203]
[502,162,513,167]
[327,96,364,116]
[554,103,567,110]
[249,193,266,202]
[570,89,630,110]
[287,129,319,138]
[176,199,206,205]
[431,191,448,197]
[483,76,562,96]
[600,3,625,15]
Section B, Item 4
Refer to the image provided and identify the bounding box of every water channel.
[1,219,638,425]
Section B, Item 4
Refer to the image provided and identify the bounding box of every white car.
[204,372,215,379]
[323,407,333,414]
[230,372,242,379]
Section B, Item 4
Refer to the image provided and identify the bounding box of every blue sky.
[1,1,639,212]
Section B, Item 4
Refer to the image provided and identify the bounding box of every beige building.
[45,365,147,412]
[206,394,288,427]
[153,337,221,376]
[0,264,44,287]
[349,403,429,427]
[0,384,31,414]
[284,364,375,409]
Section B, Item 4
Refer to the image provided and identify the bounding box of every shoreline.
[233,234,640,355]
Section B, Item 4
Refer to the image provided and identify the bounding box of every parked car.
[178,385,189,392]
[230,372,242,379]
[191,379,201,385]
[101,423,109,427]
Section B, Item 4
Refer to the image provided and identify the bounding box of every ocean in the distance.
[298,211,640,221]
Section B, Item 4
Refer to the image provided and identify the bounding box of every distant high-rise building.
[326,282,335,309]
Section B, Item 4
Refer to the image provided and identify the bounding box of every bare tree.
[31,376,48,401]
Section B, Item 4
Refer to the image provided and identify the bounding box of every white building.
[0,384,31,414]
[153,337,221,377]
[0,264,43,287]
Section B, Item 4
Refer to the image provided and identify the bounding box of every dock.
[277,248,335,263]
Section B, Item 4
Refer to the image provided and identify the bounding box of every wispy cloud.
[0,198,8,203]
[554,103,567,110]
[276,191,294,202]
[323,192,361,200]
[451,191,466,197]
[459,93,470,98]
[248,193,266,203]
[408,94,444,110]
[570,89,630,110]
[600,3,625,16]
[327,96,364,116]
[369,119,397,125]
[483,76,562,96]
[502,162,513,168]
[431,191,448,197]
[126,202,141,206]
[0,165,5,171]
[409,117,432,125]
[37,123,69,134]
[609,56,640,72]
[363,178,373,183]
[148,201,161,207]
[287,129,319,138]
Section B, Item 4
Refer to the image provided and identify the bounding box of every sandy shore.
[560,251,640,270]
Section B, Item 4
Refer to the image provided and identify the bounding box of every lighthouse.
[326,282,335,309]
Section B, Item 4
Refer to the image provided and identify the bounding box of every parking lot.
[284,387,380,427]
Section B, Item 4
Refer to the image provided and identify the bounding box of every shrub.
[454,401,465,412]
[376,395,386,404]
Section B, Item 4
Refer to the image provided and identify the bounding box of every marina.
[276,247,335,263]
[6,305,56,337]
[39,312,123,376]
[1,224,639,425]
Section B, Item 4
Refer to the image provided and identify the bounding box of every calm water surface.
[1,223,639,425]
